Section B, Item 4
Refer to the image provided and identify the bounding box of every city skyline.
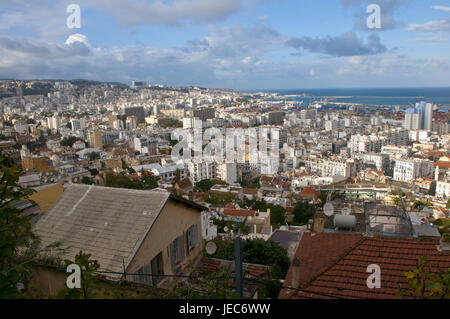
[1,0,450,89]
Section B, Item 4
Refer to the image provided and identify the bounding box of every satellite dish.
[323,202,334,217]
[205,241,217,255]
[224,226,229,233]
[341,207,351,216]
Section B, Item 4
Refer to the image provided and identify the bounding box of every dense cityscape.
[1,78,449,300]
[1,0,450,306]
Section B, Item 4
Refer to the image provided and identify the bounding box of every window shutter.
[177,235,185,261]
[192,224,198,248]
[170,242,176,269]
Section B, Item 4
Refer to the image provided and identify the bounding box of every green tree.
[169,269,239,299]
[87,152,100,161]
[140,173,159,190]
[207,238,290,279]
[293,201,316,225]
[267,204,286,226]
[173,169,181,184]
[105,172,159,191]
[252,199,268,212]
[81,176,94,185]
[58,251,103,299]
[205,192,236,206]
[414,200,432,209]
[400,256,450,299]
[0,155,35,298]
[194,179,227,192]
[61,136,81,147]
[446,199,450,209]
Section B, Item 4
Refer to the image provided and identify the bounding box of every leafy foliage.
[58,251,103,299]
[434,219,450,242]
[206,238,290,279]
[213,219,250,235]
[87,152,100,161]
[205,192,236,206]
[159,118,183,128]
[400,256,450,299]
[105,172,159,190]
[194,179,227,192]
[60,136,82,147]
[169,269,239,299]
[0,155,35,298]
[292,201,316,225]
[81,176,94,185]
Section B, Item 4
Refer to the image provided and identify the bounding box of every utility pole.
[234,236,243,298]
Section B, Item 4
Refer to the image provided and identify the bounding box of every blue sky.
[0,0,450,89]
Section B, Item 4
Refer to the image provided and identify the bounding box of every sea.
[257,87,450,111]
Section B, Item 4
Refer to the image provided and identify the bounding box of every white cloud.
[408,19,450,33]
[65,34,90,47]
[432,5,450,13]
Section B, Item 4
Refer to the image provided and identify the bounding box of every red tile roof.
[279,232,450,299]
[299,188,320,199]
[243,188,258,195]
[223,208,256,217]
[435,161,450,169]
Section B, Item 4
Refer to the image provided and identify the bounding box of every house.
[31,184,207,295]
[298,188,320,203]
[174,177,194,194]
[28,183,64,213]
[18,174,41,187]
[243,188,258,200]
[269,229,303,261]
[279,232,450,299]
[223,208,272,235]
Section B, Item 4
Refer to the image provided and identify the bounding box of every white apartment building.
[386,128,409,146]
[393,160,418,183]
[216,162,239,184]
[359,153,390,172]
[71,119,85,132]
[47,116,61,131]
[436,179,450,198]
[381,145,412,159]
[305,158,356,178]
[187,161,217,183]
[393,159,434,183]
[132,163,186,182]
[349,135,382,155]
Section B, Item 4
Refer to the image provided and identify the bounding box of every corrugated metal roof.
[32,184,170,281]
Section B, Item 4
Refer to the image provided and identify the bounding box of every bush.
[206,238,290,279]
[293,201,316,225]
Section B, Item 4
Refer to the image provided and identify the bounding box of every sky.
[0,0,450,90]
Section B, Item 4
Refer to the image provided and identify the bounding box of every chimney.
[313,216,325,234]
[439,234,450,252]
[291,258,301,289]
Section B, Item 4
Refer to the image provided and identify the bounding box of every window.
[187,224,199,253]
[170,235,185,270]
[150,252,164,286]
[133,263,151,286]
